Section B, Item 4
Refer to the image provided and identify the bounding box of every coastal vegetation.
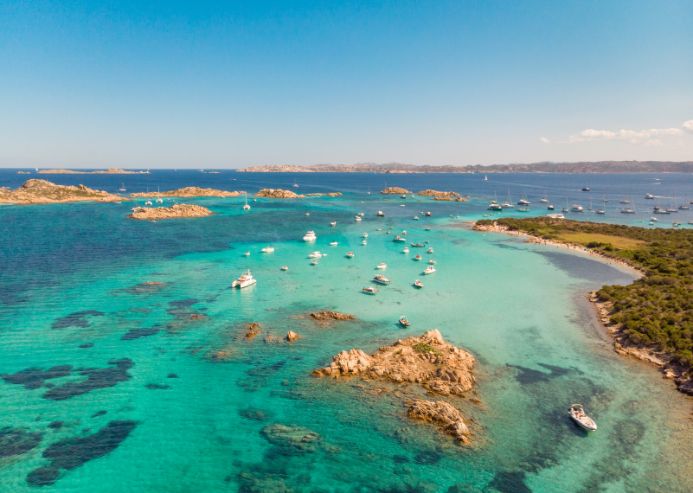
[475,217,692,392]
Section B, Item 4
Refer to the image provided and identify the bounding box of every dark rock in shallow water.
[48,422,64,430]
[260,424,320,454]
[145,383,170,390]
[125,281,167,295]
[26,466,60,486]
[121,327,160,340]
[393,454,410,464]
[237,471,292,493]
[0,427,43,458]
[414,449,443,465]
[78,343,94,349]
[488,471,532,493]
[51,310,104,329]
[507,363,573,385]
[167,373,178,379]
[239,408,272,422]
[91,410,107,418]
[2,365,72,389]
[43,359,133,401]
[26,420,138,486]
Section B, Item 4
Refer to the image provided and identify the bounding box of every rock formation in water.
[245,322,262,340]
[309,311,356,322]
[381,186,411,195]
[417,189,467,202]
[131,187,242,198]
[255,188,304,198]
[286,330,300,342]
[0,179,123,205]
[314,330,476,443]
[128,204,212,220]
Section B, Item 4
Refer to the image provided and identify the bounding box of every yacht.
[303,230,317,242]
[650,216,658,222]
[678,203,690,210]
[620,208,635,214]
[243,192,251,211]
[412,280,424,289]
[569,404,597,432]
[653,207,670,215]
[261,246,275,253]
[665,207,678,213]
[619,199,631,204]
[280,265,289,271]
[399,316,411,328]
[423,266,436,275]
[547,204,555,211]
[330,221,337,227]
[372,274,391,285]
[595,209,606,215]
[581,187,591,192]
[329,241,338,247]
[517,206,529,212]
[488,202,503,211]
[570,204,584,213]
[355,215,362,222]
[517,197,530,206]
[539,196,549,204]
[144,200,153,206]
[644,193,655,200]
[118,183,127,193]
[402,247,410,254]
[501,201,514,209]
[377,210,385,217]
[425,211,432,217]
[345,251,355,259]
[362,286,378,295]
[411,242,425,248]
[393,235,406,243]
[376,262,387,270]
[232,270,257,289]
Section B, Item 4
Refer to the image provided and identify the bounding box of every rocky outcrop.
[381,187,411,195]
[305,192,343,197]
[407,400,470,443]
[286,331,300,342]
[255,188,303,198]
[131,187,242,198]
[128,204,212,220]
[417,189,467,202]
[309,311,356,322]
[314,329,475,396]
[313,330,477,444]
[0,179,123,205]
[245,322,262,340]
[260,424,321,453]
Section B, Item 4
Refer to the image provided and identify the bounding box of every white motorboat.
[426,247,434,254]
[329,241,338,246]
[399,316,411,327]
[362,286,378,295]
[428,259,436,265]
[361,232,369,238]
[358,212,365,217]
[644,193,655,200]
[243,192,251,211]
[376,262,387,270]
[280,265,289,271]
[303,230,317,242]
[488,202,503,211]
[423,266,436,275]
[412,280,423,289]
[308,251,323,259]
[361,239,368,246]
[402,247,410,254]
[355,215,362,222]
[330,221,337,227]
[232,270,257,289]
[425,211,432,217]
[569,404,597,431]
[372,274,391,285]
[345,251,354,258]
[570,204,584,213]
[377,210,385,217]
[517,198,530,206]
[144,200,153,206]
[413,215,420,220]
[243,251,251,257]
[393,235,406,243]
[413,254,422,261]
[261,246,275,253]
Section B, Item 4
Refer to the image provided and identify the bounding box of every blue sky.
[1,0,692,168]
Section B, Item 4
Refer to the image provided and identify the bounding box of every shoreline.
[471,221,691,397]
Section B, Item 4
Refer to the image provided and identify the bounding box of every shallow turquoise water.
[1,189,691,492]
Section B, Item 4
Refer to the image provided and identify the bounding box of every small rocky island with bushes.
[0,179,122,205]
[129,204,212,220]
[417,189,467,201]
[131,187,242,198]
[314,329,477,444]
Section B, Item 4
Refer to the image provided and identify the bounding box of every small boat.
[355,215,362,222]
[293,181,299,188]
[393,235,406,243]
[399,316,411,328]
[569,404,597,431]
[401,230,408,236]
[546,213,565,219]
[644,193,655,199]
[425,211,432,217]
[308,251,323,259]
[372,274,391,285]
[261,246,275,253]
[413,215,420,220]
[581,187,591,192]
[376,262,387,270]
[619,199,631,204]
[329,241,338,247]
[330,221,337,227]
[426,247,434,254]
[232,270,257,289]
[280,265,289,271]
[620,208,635,214]
[653,207,670,215]
[488,202,503,211]
[595,209,606,215]
[362,286,378,295]
[413,254,422,262]
[305,212,310,216]
[377,210,385,217]
[144,200,153,206]
[156,197,163,204]
[361,239,368,246]
[517,197,530,206]
[650,216,658,222]
[423,266,436,275]
[428,259,436,265]
[358,212,366,217]
[243,251,251,257]
[679,204,690,210]
[539,197,549,203]
[243,192,251,211]
[412,280,423,289]
[303,230,317,242]
[310,259,319,266]
[570,204,584,213]
[501,201,514,209]
[665,207,678,213]
[411,242,425,248]
[483,175,488,181]
[118,183,127,192]
[345,251,355,258]
[361,232,369,239]
[401,194,407,199]
[547,204,555,211]
[402,247,410,254]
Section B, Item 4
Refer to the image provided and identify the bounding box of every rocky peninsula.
[380,187,411,195]
[417,189,467,201]
[128,204,212,220]
[314,329,476,443]
[0,179,122,205]
[131,187,242,198]
[38,168,148,174]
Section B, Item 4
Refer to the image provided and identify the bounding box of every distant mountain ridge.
[239,161,693,173]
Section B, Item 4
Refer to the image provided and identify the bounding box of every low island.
[0,179,122,205]
[314,329,477,444]
[131,187,242,198]
[475,217,692,395]
[380,187,411,195]
[417,189,467,201]
[128,204,212,220]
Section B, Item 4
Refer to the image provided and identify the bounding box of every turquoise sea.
[1,171,692,492]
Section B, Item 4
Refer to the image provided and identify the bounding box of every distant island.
[131,187,242,198]
[37,168,150,175]
[239,161,693,174]
[474,217,692,395]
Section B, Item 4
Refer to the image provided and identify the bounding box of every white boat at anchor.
[330,221,337,227]
[355,215,362,222]
[308,251,323,259]
[569,404,597,431]
[303,230,317,242]
[232,270,257,289]
[345,251,355,258]
[261,246,275,253]
[329,241,339,246]
[423,266,436,275]
[402,247,410,254]
[376,262,387,270]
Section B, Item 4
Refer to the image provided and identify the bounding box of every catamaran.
[232,270,257,289]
